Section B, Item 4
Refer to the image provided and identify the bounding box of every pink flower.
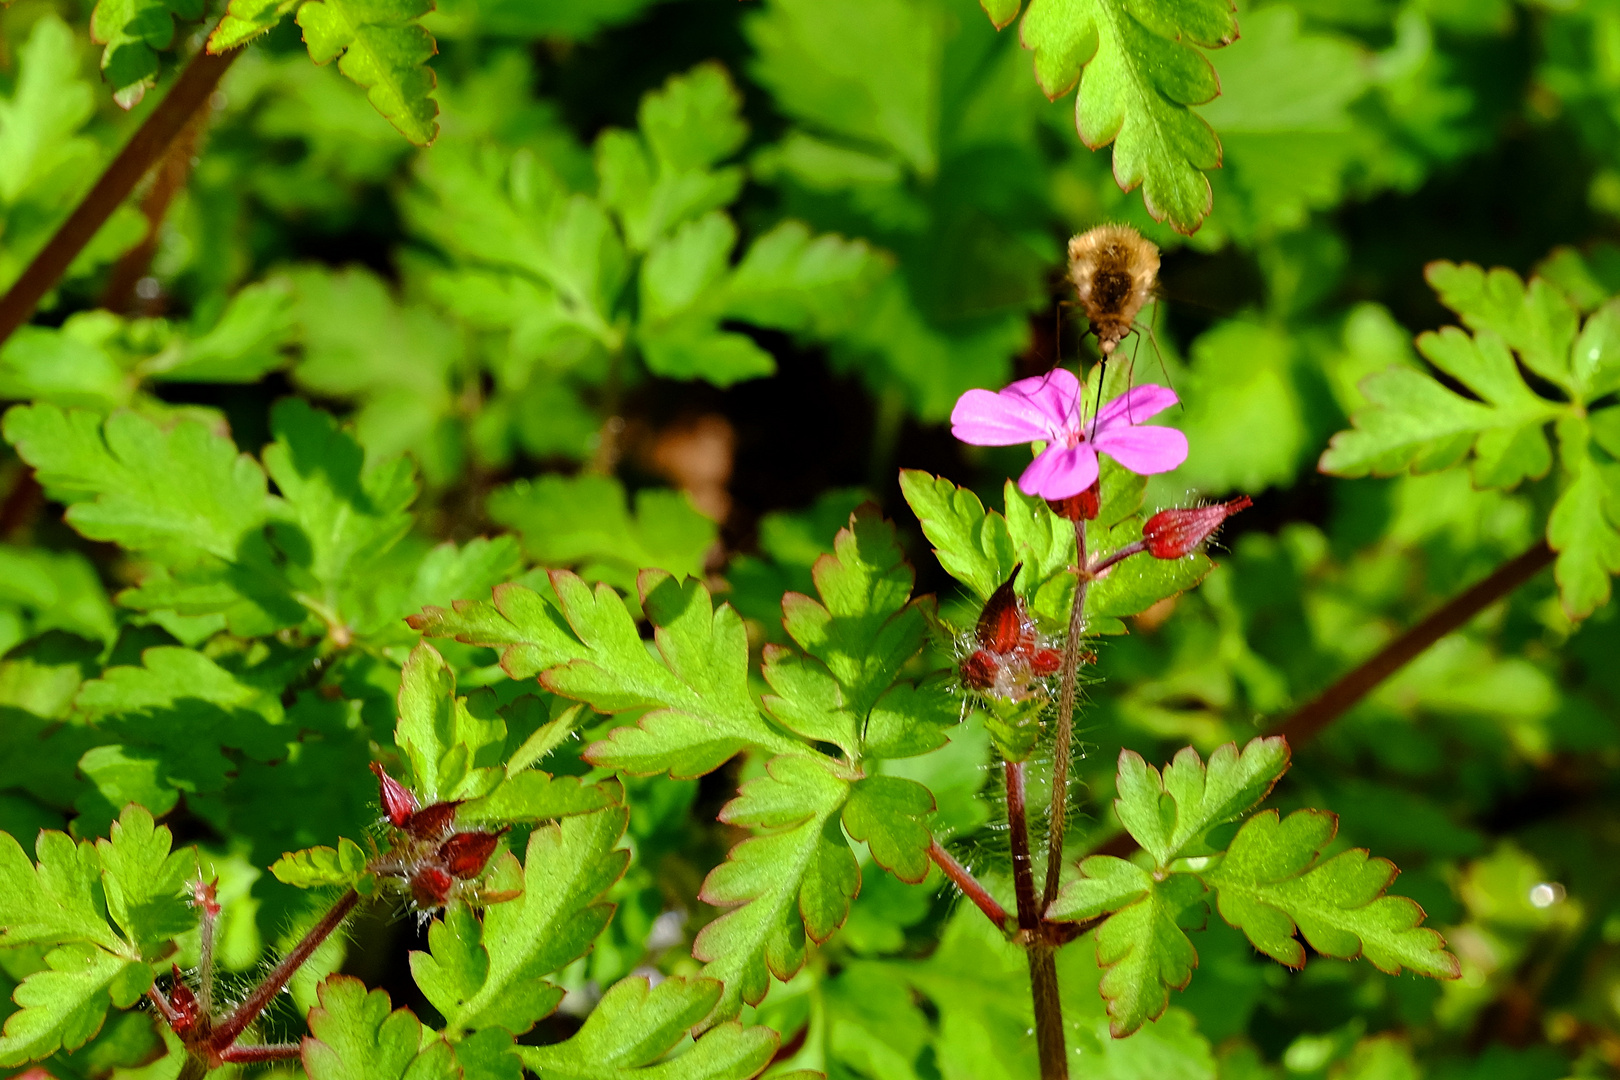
[950,369,1188,499]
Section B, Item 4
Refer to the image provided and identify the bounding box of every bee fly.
[1064,223,1165,430]
[1066,223,1160,360]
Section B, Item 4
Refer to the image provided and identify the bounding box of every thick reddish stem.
[1005,760,1067,1079]
[1275,539,1555,747]
[0,40,242,346]
[928,839,1010,928]
[209,889,359,1051]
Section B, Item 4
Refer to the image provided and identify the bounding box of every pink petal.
[1093,384,1179,434]
[951,388,1054,446]
[1017,444,1100,500]
[1092,424,1189,476]
[950,368,1082,446]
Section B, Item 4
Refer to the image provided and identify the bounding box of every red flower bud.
[1047,481,1100,522]
[411,866,455,908]
[959,566,1062,699]
[438,830,505,879]
[190,877,220,917]
[168,967,199,1035]
[371,762,418,827]
[1142,497,1251,559]
[371,762,461,839]
[405,801,462,841]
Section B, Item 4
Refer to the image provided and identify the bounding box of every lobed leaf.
[514,976,778,1080]
[841,775,934,884]
[89,0,205,107]
[694,755,856,1023]
[434,807,630,1036]
[1015,0,1235,233]
[296,0,440,145]
[302,975,460,1080]
[271,838,371,890]
[1113,737,1290,868]
[569,571,804,777]
[0,943,148,1067]
[0,829,119,951]
[93,805,196,954]
[408,582,588,681]
[1208,809,1460,978]
[1092,874,1206,1037]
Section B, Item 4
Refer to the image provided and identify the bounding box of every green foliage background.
[1,0,1620,1076]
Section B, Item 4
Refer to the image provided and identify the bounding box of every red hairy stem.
[1005,760,1068,1078]
[928,839,1010,928]
[1085,540,1146,579]
[0,39,243,346]
[217,1043,303,1064]
[1043,515,1087,910]
[209,889,360,1051]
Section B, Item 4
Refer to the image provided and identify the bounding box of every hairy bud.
[959,565,1062,701]
[1142,497,1251,559]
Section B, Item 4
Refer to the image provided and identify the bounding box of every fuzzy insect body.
[1067,224,1160,357]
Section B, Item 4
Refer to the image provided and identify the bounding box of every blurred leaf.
[487,474,715,591]
[89,0,205,108]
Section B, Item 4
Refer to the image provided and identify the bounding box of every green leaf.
[0,546,118,645]
[408,583,587,681]
[1424,261,1579,397]
[74,646,288,803]
[1207,809,1460,979]
[487,475,717,592]
[302,975,460,1080]
[296,0,440,146]
[841,775,934,883]
[514,975,778,1080]
[1548,436,1620,620]
[271,838,370,890]
[1047,855,1152,921]
[0,943,147,1067]
[745,0,942,177]
[3,405,269,561]
[93,805,196,954]
[1091,873,1206,1037]
[1112,737,1290,868]
[1319,323,1560,488]
[1019,0,1235,233]
[566,571,804,777]
[89,0,205,108]
[0,16,96,212]
[694,755,856,1022]
[0,829,118,951]
[396,643,506,803]
[209,0,301,51]
[597,64,746,251]
[982,0,1022,29]
[436,807,629,1036]
[456,772,622,828]
[898,469,1018,603]
[261,398,417,631]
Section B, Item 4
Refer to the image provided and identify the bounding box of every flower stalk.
[1004,759,1069,1077]
[1043,513,1087,911]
